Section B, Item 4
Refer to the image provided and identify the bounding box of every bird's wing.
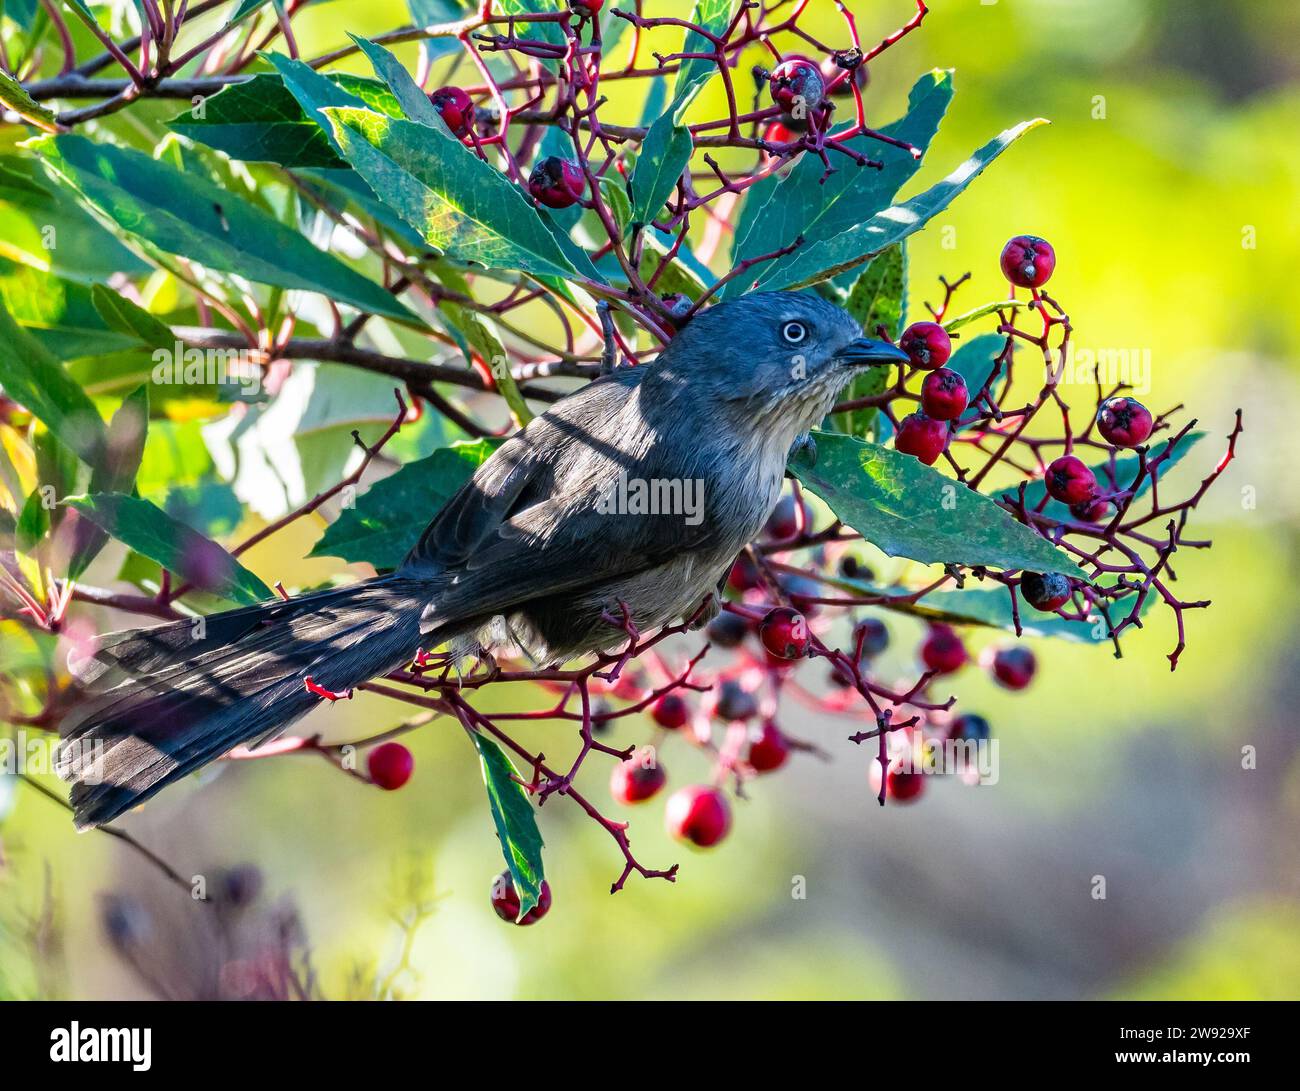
[402,369,730,625]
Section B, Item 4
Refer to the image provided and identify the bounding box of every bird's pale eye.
[781,320,808,344]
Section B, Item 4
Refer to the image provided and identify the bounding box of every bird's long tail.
[57,574,434,829]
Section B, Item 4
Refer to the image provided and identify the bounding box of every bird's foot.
[304,676,353,702]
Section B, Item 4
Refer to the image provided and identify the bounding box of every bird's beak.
[834,337,911,367]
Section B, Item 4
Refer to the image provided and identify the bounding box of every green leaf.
[310,439,500,568]
[755,118,1048,292]
[636,230,709,301]
[435,265,531,426]
[494,0,565,72]
[472,731,545,918]
[825,572,1148,643]
[731,70,954,294]
[624,0,731,228]
[0,296,105,464]
[408,0,471,66]
[628,109,692,227]
[675,0,734,107]
[942,299,1031,333]
[0,155,148,282]
[831,244,907,438]
[225,0,279,26]
[90,285,173,351]
[319,105,580,280]
[16,488,49,553]
[1011,434,1205,522]
[64,493,272,605]
[0,69,59,132]
[29,133,415,323]
[791,430,1082,577]
[168,72,402,168]
[946,333,1007,404]
[348,34,447,131]
[66,385,149,580]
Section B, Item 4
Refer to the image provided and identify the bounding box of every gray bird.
[58,291,907,828]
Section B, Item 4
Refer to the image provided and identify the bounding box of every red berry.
[920,623,967,675]
[762,119,800,146]
[949,713,991,742]
[747,720,791,773]
[610,750,667,804]
[764,493,811,541]
[1020,571,1072,612]
[528,156,585,209]
[490,872,552,925]
[1096,396,1153,448]
[988,644,1036,690]
[768,58,826,116]
[869,757,926,804]
[665,785,731,847]
[430,86,474,137]
[661,292,694,331]
[853,617,890,658]
[1070,496,1111,522]
[920,367,968,421]
[650,692,690,730]
[898,322,951,370]
[367,742,414,790]
[1000,235,1055,289]
[895,412,948,466]
[1044,454,1098,506]
[706,611,749,648]
[758,606,809,659]
[714,679,759,722]
[611,669,645,701]
[571,0,603,13]
[727,552,762,592]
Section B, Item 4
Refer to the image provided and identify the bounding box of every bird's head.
[653,290,909,438]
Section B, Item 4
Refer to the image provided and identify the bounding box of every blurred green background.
[3,0,1299,1000]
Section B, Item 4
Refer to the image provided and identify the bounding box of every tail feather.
[58,575,434,829]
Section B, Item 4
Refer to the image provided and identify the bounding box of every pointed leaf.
[91,285,174,351]
[831,244,906,438]
[675,0,734,106]
[349,34,448,131]
[791,430,1082,577]
[0,69,60,132]
[472,732,545,918]
[756,119,1048,291]
[29,134,416,322]
[64,492,272,604]
[627,109,692,227]
[319,106,579,280]
[168,72,402,168]
[66,384,150,579]
[825,572,1150,643]
[0,296,105,465]
[731,70,954,293]
[310,439,501,568]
